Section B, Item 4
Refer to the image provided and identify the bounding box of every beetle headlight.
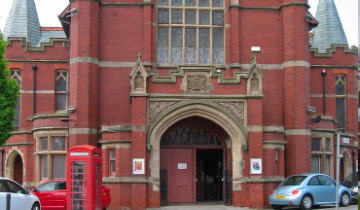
[351,186,358,193]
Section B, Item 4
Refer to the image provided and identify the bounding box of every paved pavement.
[147,204,358,210]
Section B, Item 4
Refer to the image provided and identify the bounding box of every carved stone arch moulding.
[5,147,25,179]
[130,54,148,96]
[147,101,247,192]
[147,99,246,127]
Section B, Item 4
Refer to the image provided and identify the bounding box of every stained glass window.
[157,0,224,64]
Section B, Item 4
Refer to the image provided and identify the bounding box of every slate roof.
[3,0,66,47]
[310,0,348,52]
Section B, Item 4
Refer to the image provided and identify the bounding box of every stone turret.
[3,0,41,46]
[311,0,348,52]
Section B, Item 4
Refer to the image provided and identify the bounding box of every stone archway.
[340,151,351,182]
[148,102,247,194]
[5,149,24,184]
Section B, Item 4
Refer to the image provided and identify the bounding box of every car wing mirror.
[24,189,30,194]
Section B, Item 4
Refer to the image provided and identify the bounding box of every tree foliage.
[0,34,20,146]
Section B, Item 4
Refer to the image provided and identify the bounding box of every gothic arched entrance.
[6,150,23,184]
[160,117,229,204]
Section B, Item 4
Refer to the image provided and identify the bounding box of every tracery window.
[335,75,346,132]
[157,0,225,64]
[10,69,21,130]
[55,70,68,111]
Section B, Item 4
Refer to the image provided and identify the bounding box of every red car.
[31,179,110,210]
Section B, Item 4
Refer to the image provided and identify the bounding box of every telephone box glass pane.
[71,161,87,210]
[95,162,101,208]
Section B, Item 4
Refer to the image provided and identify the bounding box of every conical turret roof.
[3,0,41,46]
[311,0,348,52]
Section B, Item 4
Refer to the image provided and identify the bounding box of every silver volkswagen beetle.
[269,173,351,209]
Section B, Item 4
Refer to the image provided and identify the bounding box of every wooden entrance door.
[161,148,194,203]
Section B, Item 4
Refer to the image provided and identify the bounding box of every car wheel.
[271,205,283,209]
[340,192,350,206]
[31,202,40,210]
[300,195,313,209]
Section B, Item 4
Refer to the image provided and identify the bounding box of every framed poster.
[250,158,262,174]
[133,158,145,175]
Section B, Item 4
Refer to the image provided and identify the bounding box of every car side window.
[37,182,57,192]
[318,175,334,186]
[6,181,25,193]
[308,177,319,186]
[0,181,7,192]
[56,182,66,190]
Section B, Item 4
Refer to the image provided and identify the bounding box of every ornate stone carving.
[180,71,213,94]
[216,102,245,124]
[130,54,148,96]
[149,101,179,123]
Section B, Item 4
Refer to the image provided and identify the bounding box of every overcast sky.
[0,0,358,47]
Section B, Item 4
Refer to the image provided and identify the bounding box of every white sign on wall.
[250,158,262,175]
[342,137,350,144]
[177,163,187,170]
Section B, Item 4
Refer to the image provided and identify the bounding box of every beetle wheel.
[340,192,350,206]
[300,195,313,209]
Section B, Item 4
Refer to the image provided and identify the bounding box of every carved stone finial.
[250,56,257,65]
[137,53,142,62]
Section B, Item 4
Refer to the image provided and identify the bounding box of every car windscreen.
[37,182,58,192]
[281,176,307,186]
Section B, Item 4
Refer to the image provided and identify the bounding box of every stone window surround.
[33,130,68,182]
[55,69,68,111]
[157,0,225,64]
[311,132,334,177]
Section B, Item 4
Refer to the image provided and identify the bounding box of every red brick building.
[2,0,358,209]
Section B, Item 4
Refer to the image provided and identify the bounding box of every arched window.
[157,0,225,64]
[10,69,21,130]
[55,70,68,111]
[335,75,346,132]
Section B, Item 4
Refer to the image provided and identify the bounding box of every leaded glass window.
[157,0,225,64]
[335,75,346,132]
[55,70,68,111]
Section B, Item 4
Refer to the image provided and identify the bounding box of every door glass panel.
[71,161,87,209]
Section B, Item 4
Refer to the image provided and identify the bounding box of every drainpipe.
[32,64,37,115]
[1,147,4,176]
[321,69,327,115]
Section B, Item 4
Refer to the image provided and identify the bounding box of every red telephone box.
[66,145,102,210]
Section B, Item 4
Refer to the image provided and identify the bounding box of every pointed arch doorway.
[6,151,23,185]
[160,117,229,204]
